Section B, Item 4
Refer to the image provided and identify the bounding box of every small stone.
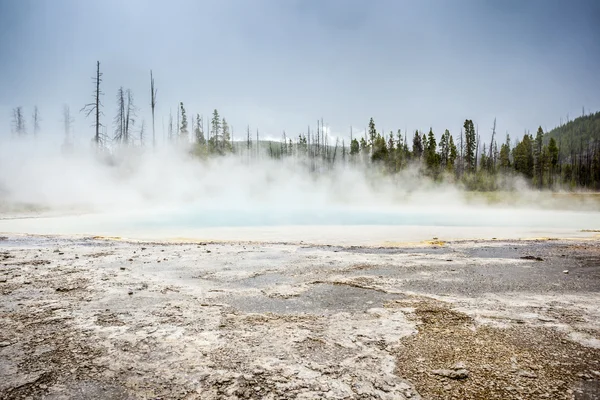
[120,267,126,270]
[58,252,64,255]
[127,258,133,262]
[0,341,11,347]
[432,369,469,379]
[563,270,569,274]
[516,370,537,378]
[443,384,452,391]
[0,277,8,283]
[452,362,467,370]
[128,290,133,295]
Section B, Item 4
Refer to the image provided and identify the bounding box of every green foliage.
[350,138,360,156]
[412,130,423,159]
[464,119,476,172]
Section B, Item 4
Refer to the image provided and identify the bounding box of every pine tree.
[448,135,457,172]
[464,119,476,172]
[179,102,188,141]
[221,117,231,152]
[412,130,423,159]
[210,109,221,152]
[533,126,544,187]
[499,134,511,169]
[425,128,439,172]
[350,138,360,156]
[195,114,206,145]
[368,117,377,148]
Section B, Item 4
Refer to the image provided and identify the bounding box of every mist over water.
[0,135,599,241]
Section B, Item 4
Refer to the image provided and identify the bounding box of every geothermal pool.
[1,205,599,244]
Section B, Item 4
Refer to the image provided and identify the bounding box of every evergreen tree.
[448,135,457,172]
[464,119,476,172]
[412,130,423,159]
[194,114,206,145]
[222,118,232,152]
[499,134,511,169]
[350,138,360,156]
[179,102,188,141]
[368,118,377,148]
[210,109,221,152]
[513,133,534,178]
[425,128,439,172]
[533,126,544,187]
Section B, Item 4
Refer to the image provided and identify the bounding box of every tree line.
[8,61,600,190]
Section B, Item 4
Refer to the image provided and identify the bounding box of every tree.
[412,130,423,159]
[179,102,188,141]
[513,133,534,178]
[246,125,252,151]
[81,61,103,145]
[11,106,26,135]
[114,87,126,142]
[195,114,206,145]
[499,134,511,170]
[533,126,544,187]
[124,89,136,143]
[425,128,439,172]
[62,105,74,145]
[448,134,457,172]
[350,138,360,156]
[32,106,41,136]
[222,118,231,152]
[210,109,221,152]
[371,133,388,163]
[139,120,146,146]
[368,117,377,148]
[150,70,157,148]
[548,137,559,184]
[464,119,476,172]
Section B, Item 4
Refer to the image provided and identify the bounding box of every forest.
[8,62,600,192]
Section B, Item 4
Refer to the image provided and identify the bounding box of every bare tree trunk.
[150,70,157,149]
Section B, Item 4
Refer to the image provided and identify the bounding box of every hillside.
[546,111,600,157]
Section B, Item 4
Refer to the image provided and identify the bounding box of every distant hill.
[545,111,600,157]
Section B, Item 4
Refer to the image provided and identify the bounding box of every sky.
[1,0,599,146]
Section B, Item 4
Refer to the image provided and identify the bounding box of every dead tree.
[81,61,104,145]
[150,70,157,148]
[114,87,126,142]
[11,106,26,135]
[124,89,136,143]
[62,105,74,144]
[139,120,146,146]
[32,106,41,136]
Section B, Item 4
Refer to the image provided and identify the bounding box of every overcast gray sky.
[1,0,599,145]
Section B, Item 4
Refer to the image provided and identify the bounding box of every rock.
[452,362,467,370]
[432,369,469,379]
[58,252,64,255]
[520,255,543,261]
[516,370,537,378]
[120,267,126,270]
[577,372,592,380]
[563,270,569,274]
[0,341,11,347]
[538,316,555,322]
[128,290,134,295]
[0,277,7,283]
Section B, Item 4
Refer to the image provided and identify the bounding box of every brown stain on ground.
[393,298,600,400]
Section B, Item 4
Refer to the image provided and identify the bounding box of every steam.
[0,134,598,239]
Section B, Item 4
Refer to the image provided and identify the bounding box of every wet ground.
[1,234,599,399]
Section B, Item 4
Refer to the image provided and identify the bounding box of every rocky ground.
[1,234,599,399]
